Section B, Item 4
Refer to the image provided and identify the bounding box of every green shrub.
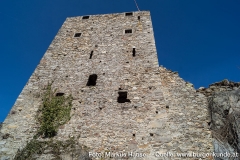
[36,84,73,138]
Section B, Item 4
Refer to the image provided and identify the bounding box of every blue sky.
[0,0,240,122]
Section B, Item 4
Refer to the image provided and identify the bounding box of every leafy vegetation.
[35,83,73,138]
[14,137,87,160]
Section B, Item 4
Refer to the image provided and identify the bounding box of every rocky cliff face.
[198,80,240,159]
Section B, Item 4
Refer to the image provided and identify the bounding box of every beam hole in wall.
[156,111,158,114]
[166,105,169,109]
[134,106,137,109]
[56,93,64,97]
[103,73,105,75]
[125,12,133,16]
[150,133,154,136]
[11,111,16,115]
[74,33,81,37]
[99,107,102,110]
[117,92,131,103]
[82,16,89,19]
[99,61,101,63]
[89,51,93,59]
[208,122,211,126]
[126,62,129,63]
[133,134,135,137]
[125,29,132,34]
[86,74,98,86]
[132,48,136,57]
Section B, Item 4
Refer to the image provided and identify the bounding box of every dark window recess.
[150,133,154,136]
[117,91,131,103]
[89,51,93,59]
[74,33,81,37]
[56,93,64,96]
[125,29,132,34]
[125,12,133,16]
[166,105,169,109]
[138,16,140,20]
[133,134,135,137]
[132,48,136,57]
[87,74,97,86]
[82,16,89,19]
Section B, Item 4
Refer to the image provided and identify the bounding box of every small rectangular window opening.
[87,74,97,86]
[74,33,81,37]
[117,91,131,103]
[125,12,133,16]
[138,16,140,20]
[56,93,64,97]
[82,16,90,19]
[125,29,132,34]
[90,51,93,59]
[132,48,136,57]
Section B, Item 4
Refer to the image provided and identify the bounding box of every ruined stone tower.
[0,11,213,159]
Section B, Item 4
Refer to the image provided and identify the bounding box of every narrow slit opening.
[90,51,93,59]
[132,48,136,57]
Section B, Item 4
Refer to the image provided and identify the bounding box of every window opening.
[82,16,89,19]
[125,12,133,16]
[89,51,93,59]
[56,93,64,97]
[138,16,140,20]
[117,91,131,103]
[74,33,81,37]
[132,48,136,57]
[87,74,97,86]
[125,29,132,34]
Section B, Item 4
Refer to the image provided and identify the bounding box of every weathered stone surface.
[0,11,213,159]
[198,80,240,159]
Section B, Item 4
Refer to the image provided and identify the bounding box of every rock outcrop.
[198,80,240,159]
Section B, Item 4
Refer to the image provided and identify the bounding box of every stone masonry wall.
[0,11,213,159]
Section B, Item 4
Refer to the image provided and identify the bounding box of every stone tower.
[0,11,213,159]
